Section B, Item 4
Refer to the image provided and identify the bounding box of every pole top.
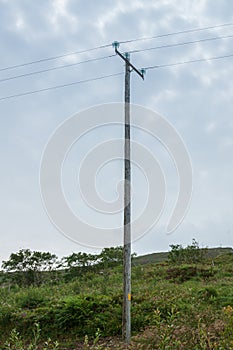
[112,41,120,49]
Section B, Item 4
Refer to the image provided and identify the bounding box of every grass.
[0,249,233,349]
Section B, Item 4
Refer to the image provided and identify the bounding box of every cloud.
[0,0,233,262]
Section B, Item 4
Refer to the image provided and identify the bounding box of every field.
[0,246,233,349]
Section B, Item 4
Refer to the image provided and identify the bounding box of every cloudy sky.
[0,0,233,262]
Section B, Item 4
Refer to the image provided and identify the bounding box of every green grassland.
[0,247,233,349]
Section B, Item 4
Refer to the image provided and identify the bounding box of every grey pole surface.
[123,53,131,343]
[112,42,144,343]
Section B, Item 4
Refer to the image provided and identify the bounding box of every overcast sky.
[0,0,233,263]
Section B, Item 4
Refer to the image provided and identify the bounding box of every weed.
[4,323,59,350]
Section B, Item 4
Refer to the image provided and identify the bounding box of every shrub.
[0,305,15,334]
[166,266,198,282]
[168,239,207,265]
[166,265,214,283]
[16,289,47,309]
[54,295,122,337]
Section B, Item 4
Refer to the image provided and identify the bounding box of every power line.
[1,22,233,73]
[120,22,233,44]
[0,72,123,101]
[3,32,232,84]
[0,55,115,83]
[128,33,233,54]
[0,53,232,102]
[0,43,112,72]
[143,53,233,70]
[2,34,232,84]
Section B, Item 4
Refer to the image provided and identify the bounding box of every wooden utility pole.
[123,52,131,343]
[112,42,144,344]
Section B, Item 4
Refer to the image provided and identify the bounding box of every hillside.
[134,246,233,265]
[0,246,233,349]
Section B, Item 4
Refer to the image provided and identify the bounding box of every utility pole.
[112,41,145,344]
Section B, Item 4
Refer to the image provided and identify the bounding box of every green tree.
[2,249,58,286]
[62,252,97,278]
[168,244,184,264]
[98,246,123,268]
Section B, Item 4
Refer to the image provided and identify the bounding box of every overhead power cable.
[129,33,233,54]
[0,72,124,101]
[1,52,232,102]
[2,33,232,84]
[0,54,115,83]
[120,22,233,44]
[143,53,233,70]
[1,22,233,73]
[0,43,112,72]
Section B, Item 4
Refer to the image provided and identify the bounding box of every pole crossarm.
[112,41,145,80]
[115,48,145,80]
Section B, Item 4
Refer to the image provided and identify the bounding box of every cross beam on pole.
[112,41,145,344]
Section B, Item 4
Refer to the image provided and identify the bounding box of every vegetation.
[1,249,58,287]
[0,242,233,349]
[168,239,207,264]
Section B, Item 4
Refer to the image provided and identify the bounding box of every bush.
[55,295,122,337]
[0,306,15,334]
[168,239,207,265]
[16,289,47,309]
[166,265,214,283]
[166,266,198,282]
